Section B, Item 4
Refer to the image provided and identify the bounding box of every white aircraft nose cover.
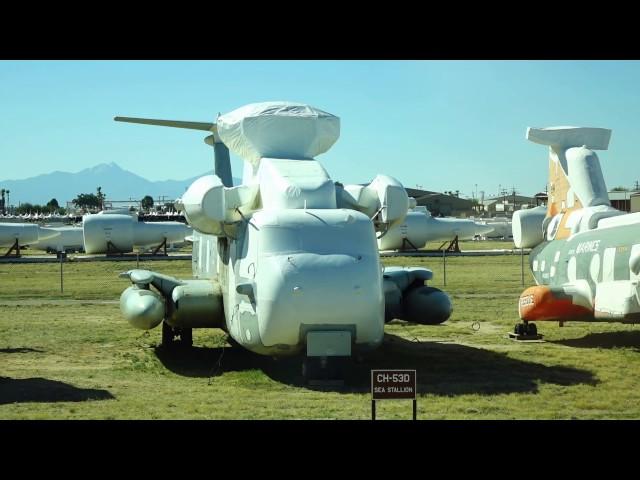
[216,101,340,166]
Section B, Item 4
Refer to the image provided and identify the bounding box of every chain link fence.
[0,253,193,302]
[1,244,530,303]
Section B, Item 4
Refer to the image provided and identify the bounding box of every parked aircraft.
[477,217,512,240]
[513,126,640,335]
[1,214,190,256]
[378,208,494,251]
[82,212,191,254]
[31,225,84,253]
[0,223,59,256]
[117,101,453,378]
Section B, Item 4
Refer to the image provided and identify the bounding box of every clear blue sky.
[1,60,640,199]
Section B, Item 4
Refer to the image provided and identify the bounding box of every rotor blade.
[115,115,231,185]
[114,116,216,133]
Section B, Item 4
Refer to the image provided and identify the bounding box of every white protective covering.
[216,102,340,166]
[83,214,191,254]
[595,281,640,319]
[526,126,611,150]
[32,226,84,252]
[249,208,384,348]
[512,205,547,248]
[257,158,336,210]
[378,211,493,250]
[565,146,610,208]
[337,175,410,229]
[178,175,258,235]
[576,205,624,232]
[0,223,59,247]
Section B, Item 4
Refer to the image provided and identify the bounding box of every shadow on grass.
[550,330,640,350]
[0,347,45,354]
[0,377,115,404]
[155,333,597,395]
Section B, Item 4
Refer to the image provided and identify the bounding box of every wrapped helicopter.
[117,102,452,378]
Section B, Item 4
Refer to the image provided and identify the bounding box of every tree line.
[14,198,65,215]
[6,186,174,215]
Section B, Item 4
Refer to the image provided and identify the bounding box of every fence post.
[521,247,524,286]
[59,253,64,294]
[442,248,447,286]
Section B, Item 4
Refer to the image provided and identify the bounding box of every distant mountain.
[0,162,241,206]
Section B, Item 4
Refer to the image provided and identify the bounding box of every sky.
[1,60,640,200]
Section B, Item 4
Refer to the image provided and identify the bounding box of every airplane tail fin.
[526,126,611,239]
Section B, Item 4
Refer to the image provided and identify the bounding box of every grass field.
[2,249,640,419]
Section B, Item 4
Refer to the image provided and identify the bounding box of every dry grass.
[2,253,640,419]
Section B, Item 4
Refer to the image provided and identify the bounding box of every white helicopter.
[118,102,452,379]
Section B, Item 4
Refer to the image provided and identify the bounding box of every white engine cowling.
[338,175,409,232]
[0,223,59,247]
[179,175,226,235]
[512,206,547,248]
[178,175,258,236]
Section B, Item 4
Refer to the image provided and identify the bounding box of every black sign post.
[371,369,417,420]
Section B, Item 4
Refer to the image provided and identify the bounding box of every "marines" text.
[576,240,601,254]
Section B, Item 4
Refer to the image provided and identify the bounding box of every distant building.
[632,192,640,213]
[405,188,475,217]
[608,190,639,212]
[534,192,548,207]
[480,194,537,217]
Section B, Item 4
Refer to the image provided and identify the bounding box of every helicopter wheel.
[161,321,175,348]
[302,356,348,383]
[179,328,193,348]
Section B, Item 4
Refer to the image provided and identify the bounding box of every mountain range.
[0,163,241,206]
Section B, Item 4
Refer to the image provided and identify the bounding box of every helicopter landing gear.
[302,356,348,386]
[510,321,542,340]
[161,321,193,349]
